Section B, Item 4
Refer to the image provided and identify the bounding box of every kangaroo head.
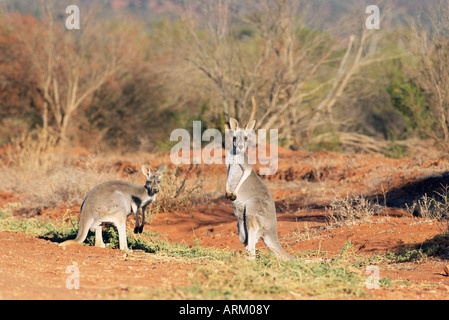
[141,164,163,194]
[229,118,256,154]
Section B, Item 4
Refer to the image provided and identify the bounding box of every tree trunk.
[58,110,73,148]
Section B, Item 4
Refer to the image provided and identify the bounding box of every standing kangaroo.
[225,118,293,260]
[59,165,162,251]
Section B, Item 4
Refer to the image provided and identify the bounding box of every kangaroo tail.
[59,239,83,247]
[59,215,92,247]
[263,234,294,261]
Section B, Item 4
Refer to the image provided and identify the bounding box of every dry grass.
[0,157,120,212]
[0,129,106,210]
[149,164,204,215]
[404,185,449,235]
[0,130,203,215]
[326,194,379,227]
[3,129,59,172]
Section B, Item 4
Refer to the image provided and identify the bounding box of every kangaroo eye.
[244,136,248,141]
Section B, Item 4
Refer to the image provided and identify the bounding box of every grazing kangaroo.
[225,118,293,260]
[59,165,162,251]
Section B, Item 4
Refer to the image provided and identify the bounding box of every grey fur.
[59,165,162,251]
[226,118,293,260]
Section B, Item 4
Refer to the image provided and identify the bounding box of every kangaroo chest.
[226,151,247,192]
[130,194,155,213]
[227,163,243,192]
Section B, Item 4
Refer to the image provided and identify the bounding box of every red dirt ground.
[1,148,449,299]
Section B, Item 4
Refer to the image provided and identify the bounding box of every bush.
[150,164,204,215]
[326,194,379,227]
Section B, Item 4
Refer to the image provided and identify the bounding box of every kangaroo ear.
[245,120,256,133]
[229,118,239,131]
[141,164,151,177]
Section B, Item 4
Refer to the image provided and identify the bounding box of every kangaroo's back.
[84,180,141,202]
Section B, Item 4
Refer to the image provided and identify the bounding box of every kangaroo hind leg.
[237,217,247,245]
[115,217,129,251]
[246,226,259,260]
[94,225,106,248]
[234,206,247,245]
[245,214,260,260]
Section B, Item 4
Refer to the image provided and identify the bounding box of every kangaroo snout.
[145,184,159,194]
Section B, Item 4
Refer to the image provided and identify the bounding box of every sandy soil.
[1,149,449,299]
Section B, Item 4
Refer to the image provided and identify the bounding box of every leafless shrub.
[181,0,402,149]
[149,164,204,215]
[3,128,59,171]
[405,185,449,235]
[326,194,378,227]
[2,1,141,148]
[406,1,449,150]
